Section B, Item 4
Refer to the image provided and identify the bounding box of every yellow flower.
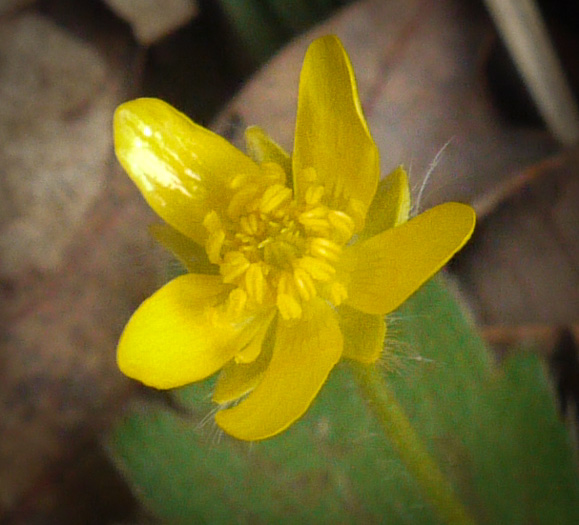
[113,35,475,441]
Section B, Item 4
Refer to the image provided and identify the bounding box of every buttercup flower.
[114,35,475,441]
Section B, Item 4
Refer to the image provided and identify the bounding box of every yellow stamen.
[206,229,225,264]
[309,237,341,262]
[229,172,252,190]
[227,184,259,218]
[277,293,302,320]
[328,210,355,242]
[276,271,293,296]
[346,197,366,231]
[226,288,248,318]
[293,268,317,301]
[240,214,259,236]
[221,251,251,283]
[298,207,330,233]
[296,256,335,281]
[299,206,326,221]
[201,167,354,321]
[259,184,292,214]
[260,162,286,185]
[305,185,325,205]
[245,263,266,304]
[203,210,222,233]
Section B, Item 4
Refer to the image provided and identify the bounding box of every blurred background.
[0,0,578,522]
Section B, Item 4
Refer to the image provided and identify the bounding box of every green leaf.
[106,277,579,523]
[215,0,286,65]
[468,352,579,524]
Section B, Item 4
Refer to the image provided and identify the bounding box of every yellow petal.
[114,98,260,244]
[244,126,292,180]
[149,223,218,275]
[117,274,271,389]
[293,35,379,222]
[215,299,343,440]
[212,322,275,404]
[360,166,410,241]
[234,308,275,364]
[339,304,386,363]
[343,202,476,315]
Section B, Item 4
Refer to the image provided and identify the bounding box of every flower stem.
[350,362,476,525]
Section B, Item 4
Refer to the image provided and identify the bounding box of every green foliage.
[106,277,579,523]
[216,0,353,66]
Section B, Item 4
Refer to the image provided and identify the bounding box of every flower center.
[203,162,355,320]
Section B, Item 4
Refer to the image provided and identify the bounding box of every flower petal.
[212,322,275,404]
[339,305,386,363]
[234,308,275,364]
[293,35,379,221]
[215,299,343,440]
[245,126,292,181]
[343,202,476,315]
[117,274,271,389]
[114,98,260,244]
[360,166,410,241]
[149,223,218,275]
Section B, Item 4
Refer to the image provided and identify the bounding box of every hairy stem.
[350,362,476,525]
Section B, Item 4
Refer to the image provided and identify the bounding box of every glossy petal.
[117,274,272,389]
[360,166,410,241]
[149,223,218,275]
[212,322,275,404]
[339,304,386,363]
[245,126,292,181]
[114,98,260,244]
[293,35,379,220]
[344,202,476,315]
[215,299,343,440]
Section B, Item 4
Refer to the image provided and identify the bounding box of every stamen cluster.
[203,162,358,320]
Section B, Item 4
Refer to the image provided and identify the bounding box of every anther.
[327,210,355,243]
[240,214,259,236]
[298,207,330,233]
[229,173,251,190]
[203,210,222,233]
[277,293,302,320]
[293,268,317,301]
[276,271,293,297]
[245,263,266,304]
[259,184,292,214]
[299,206,326,220]
[296,256,335,281]
[227,184,259,218]
[206,230,225,264]
[220,251,251,283]
[309,237,341,262]
[346,198,366,231]
[226,288,248,318]
[260,162,286,185]
[305,185,325,205]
